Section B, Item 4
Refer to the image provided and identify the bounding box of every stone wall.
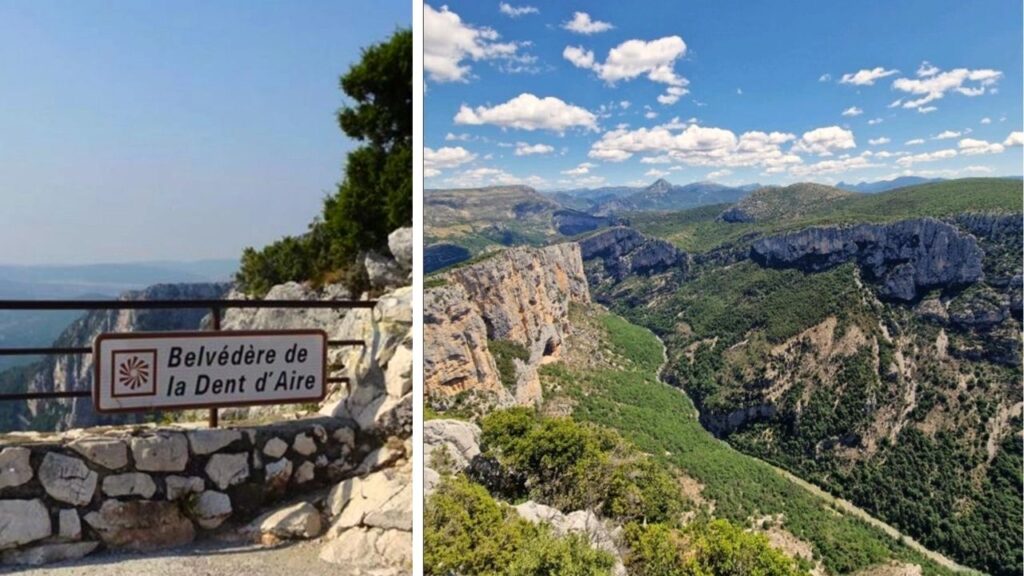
[0,416,392,566]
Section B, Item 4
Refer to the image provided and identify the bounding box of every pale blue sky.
[0,0,409,264]
[425,1,1023,191]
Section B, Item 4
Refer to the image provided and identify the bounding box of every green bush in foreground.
[480,408,686,525]
[488,339,531,393]
[425,476,615,576]
[624,520,810,576]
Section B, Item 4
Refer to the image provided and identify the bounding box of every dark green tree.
[237,28,411,296]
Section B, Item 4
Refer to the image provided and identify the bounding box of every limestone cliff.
[579,226,688,283]
[425,244,590,410]
[24,283,231,431]
[751,218,983,301]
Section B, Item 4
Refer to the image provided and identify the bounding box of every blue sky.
[425,0,1023,191]
[0,0,408,265]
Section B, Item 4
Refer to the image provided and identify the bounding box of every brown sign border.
[93,329,329,414]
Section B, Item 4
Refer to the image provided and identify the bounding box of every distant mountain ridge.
[548,179,759,215]
[836,176,945,194]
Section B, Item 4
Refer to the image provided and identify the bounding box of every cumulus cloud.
[933,130,961,140]
[1004,131,1024,147]
[840,67,898,86]
[499,3,538,17]
[891,63,1002,111]
[514,142,555,156]
[868,118,884,125]
[980,117,992,124]
[562,162,596,176]
[905,138,925,145]
[917,106,937,114]
[563,36,688,90]
[658,86,689,105]
[589,124,799,172]
[640,155,673,164]
[444,166,547,188]
[790,152,882,177]
[868,137,890,145]
[896,149,957,167]
[645,168,669,178]
[707,169,732,180]
[425,4,526,82]
[424,146,477,177]
[791,126,856,156]
[562,11,613,34]
[841,106,863,117]
[454,93,597,132]
[958,138,1005,156]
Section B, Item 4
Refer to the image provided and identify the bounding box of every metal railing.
[0,298,376,427]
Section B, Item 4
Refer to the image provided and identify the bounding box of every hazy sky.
[0,0,409,265]
[425,0,1023,190]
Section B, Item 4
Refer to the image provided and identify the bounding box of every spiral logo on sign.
[117,356,151,390]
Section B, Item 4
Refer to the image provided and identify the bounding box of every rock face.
[0,447,32,489]
[38,453,97,506]
[514,500,626,576]
[84,499,195,550]
[425,244,590,408]
[23,282,231,431]
[0,499,51,548]
[551,209,621,236]
[579,226,687,282]
[752,218,984,301]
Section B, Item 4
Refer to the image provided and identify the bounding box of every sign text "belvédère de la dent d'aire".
[93,330,327,413]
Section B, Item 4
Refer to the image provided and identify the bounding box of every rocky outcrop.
[425,244,590,408]
[551,209,622,237]
[24,283,231,431]
[751,218,983,301]
[579,227,687,282]
[514,501,626,576]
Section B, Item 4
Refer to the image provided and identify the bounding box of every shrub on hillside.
[425,476,615,576]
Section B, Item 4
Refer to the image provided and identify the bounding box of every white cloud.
[563,36,688,88]
[657,86,689,105]
[891,64,1002,111]
[840,67,898,86]
[896,149,957,167]
[645,111,658,119]
[444,166,547,188]
[1004,131,1024,147]
[589,124,799,172]
[791,126,856,156]
[562,45,595,69]
[707,169,732,180]
[916,61,940,77]
[445,132,473,141]
[514,142,555,156]
[917,106,937,114]
[562,11,613,34]
[958,138,1005,156]
[425,4,525,82]
[963,165,993,173]
[818,73,832,82]
[425,146,478,177]
[499,3,538,17]
[790,152,882,177]
[562,162,596,176]
[868,118,884,125]
[842,106,863,117]
[619,100,631,109]
[868,137,890,145]
[905,138,925,145]
[640,155,673,164]
[933,130,961,140]
[645,168,669,178]
[454,93,597,132]
[980,117,992,124]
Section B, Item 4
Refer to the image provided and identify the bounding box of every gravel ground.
[0,539,348,576]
